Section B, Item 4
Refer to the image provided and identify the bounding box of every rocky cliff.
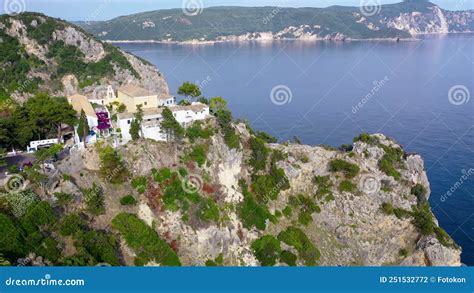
[0,13,169,104]
[53,124,460,266]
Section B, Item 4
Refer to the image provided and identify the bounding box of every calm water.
[117,35,474,265]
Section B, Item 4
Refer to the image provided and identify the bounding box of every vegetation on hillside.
[111,213,181,266]
[0,12,139,107]
[78,3,449,42]
[0,93,77,150]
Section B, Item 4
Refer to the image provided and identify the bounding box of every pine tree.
[129,104,144,141]
[178,82,201,102]
[77,109,90,148]
[160,107,184,142]
[129,120,140,141]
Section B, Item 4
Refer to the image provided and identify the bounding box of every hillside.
[78,1,474,43]
[0,122,462,266]
[0,12,169,106]
[0,12,461,267]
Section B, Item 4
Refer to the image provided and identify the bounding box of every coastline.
[105,37,420,46]
[103,32,473,45]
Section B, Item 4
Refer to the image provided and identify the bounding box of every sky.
[1,0,473,21]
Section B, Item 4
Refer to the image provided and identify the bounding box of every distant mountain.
[0,12,169,105]
[77,1,474,43]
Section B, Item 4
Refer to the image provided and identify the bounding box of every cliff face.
[379,4,473,36]
[56,123,461,266]
[0,13,169,103]
[270,135,460,266]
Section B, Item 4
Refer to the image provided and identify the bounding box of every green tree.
[84,183,105,216]
[135,104,144,123]
[24,93,77,141]
[129,120,140,141]
[35,144,62,162]
[77,110,90,148]
[0,213,24,258]
[34,144,63,182]
[130,104,144,140]
[209,96,227,114]
[96,142,128,184]
[160,107,184,143]
[117,103,126,113]
[0,148,6,167]
[177,82,201,102]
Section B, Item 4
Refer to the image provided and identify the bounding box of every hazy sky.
[1,0,472,21]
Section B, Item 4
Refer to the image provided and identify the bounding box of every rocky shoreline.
[104,32,473,46]
[106,37,419,46]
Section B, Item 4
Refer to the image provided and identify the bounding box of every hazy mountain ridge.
[77,2,474,43]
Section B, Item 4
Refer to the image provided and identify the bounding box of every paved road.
[0,154,35,179]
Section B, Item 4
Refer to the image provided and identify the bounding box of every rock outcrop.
[57,127,461,266]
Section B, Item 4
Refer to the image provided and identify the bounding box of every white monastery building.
[66,83,210,146]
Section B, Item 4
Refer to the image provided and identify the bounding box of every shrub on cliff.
[378,144,404,181]
[112,213,181,266]
[96,142,129,184]
[251,235,282,266]
[411,184,428,206]
[329,159,360,179]
[278,227,320,266]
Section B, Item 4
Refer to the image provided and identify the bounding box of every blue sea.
[117,35,474,265]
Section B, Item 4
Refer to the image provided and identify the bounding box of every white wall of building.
[158,97,176,107]
[173,107,209,128]
[116,103,210,144]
